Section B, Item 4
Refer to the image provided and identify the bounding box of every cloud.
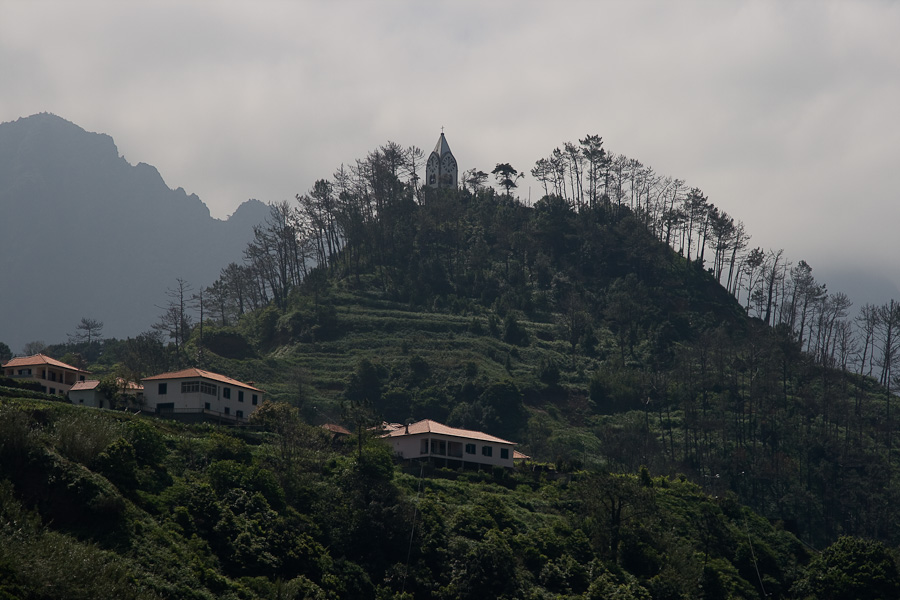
[2,0,899,291]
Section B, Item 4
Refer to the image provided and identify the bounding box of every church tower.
[425,131,458,188]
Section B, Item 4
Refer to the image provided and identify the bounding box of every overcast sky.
[3,1,900,302]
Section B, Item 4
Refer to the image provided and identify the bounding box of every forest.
[5,134,900,598]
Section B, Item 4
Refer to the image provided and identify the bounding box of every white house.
[68,378,143,409]
[68,380,105,408]
[382,419,517,468]
[141,368,263,422]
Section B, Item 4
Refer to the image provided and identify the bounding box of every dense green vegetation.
[7,136,900,597]
[0,398,841,599]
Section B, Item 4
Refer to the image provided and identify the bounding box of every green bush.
[204,328,255,359]
[126,420,167,467]
[93,437,138,491]
[793,536,900,600]
[51,410,124,465]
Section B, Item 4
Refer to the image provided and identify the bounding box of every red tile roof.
[513,450,531,460]
[142,368,263,392]
[118,378,144,392]
[69,380,100,391]
[383,419,515,445]
[2,353,90,373]
[69,379,142,393]
[322,423,351,436]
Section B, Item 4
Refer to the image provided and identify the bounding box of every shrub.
[502,313,529,346]
[51,411,123,465]
[204,328,255,359]
[126,420,167,467]
[92,437,138,491]
[0,405,40,464]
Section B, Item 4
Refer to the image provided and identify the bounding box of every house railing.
[146,406,248,422]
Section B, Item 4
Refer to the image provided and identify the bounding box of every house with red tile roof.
[69,378,143,409]
[141,368,263,422]
[1,353,89,396]
[382,419,518,468]
[68,380,104,407]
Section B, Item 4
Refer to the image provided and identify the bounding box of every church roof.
[432,132,453,157]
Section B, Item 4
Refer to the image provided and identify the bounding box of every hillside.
[8,136,900,597]
[0,397,850,599]
[45,145,899,557]
[0,113,270,354]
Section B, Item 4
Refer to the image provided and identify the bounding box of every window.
[448,441,463,458]
[420,439,429,454]
[430,439,446,456]
[200,382,217,396]
[236,410,244,419]
[238,390,244,403]
[481,446,493,457]
[49,371,57,382]
[501,448,509,460]
[158,383,167,395]
[181,381,199,394]
[79,375,85,381]
[49,388,56,395]
[465,443,476,454]
[224,406,230,415]
[252,394,258,406]
[204,402,210,410]
[223,387,231,399]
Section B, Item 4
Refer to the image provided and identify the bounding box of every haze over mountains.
[2,113,897,356]
[0,113,269,354]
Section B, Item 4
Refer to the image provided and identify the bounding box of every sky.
[3,0,900,304]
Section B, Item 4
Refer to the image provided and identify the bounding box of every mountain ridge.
[0,113,269,353]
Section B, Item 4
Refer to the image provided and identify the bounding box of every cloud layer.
[2,1,899,285]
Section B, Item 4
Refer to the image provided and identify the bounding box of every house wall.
[3,365,85,395]
[390,433,515,468]
[69,389,105,409]
[142,376,261,421]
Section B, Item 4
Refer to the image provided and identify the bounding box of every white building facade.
[141,368,262,422]
[69,378,143,409]
[383,419,516,468]
[68,380,106,408]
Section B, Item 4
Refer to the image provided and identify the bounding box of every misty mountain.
[0,113,270,354]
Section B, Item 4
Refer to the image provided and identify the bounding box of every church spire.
[425,131,458,188]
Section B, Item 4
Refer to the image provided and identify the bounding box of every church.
[425,131,458,188]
